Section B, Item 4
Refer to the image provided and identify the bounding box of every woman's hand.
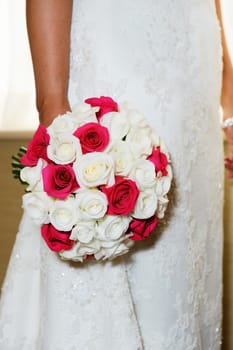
[221,67,233,178]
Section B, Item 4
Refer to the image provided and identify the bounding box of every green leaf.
[11,145,27,185]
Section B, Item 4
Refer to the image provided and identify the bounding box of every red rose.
[147,146,168,176]
[42,163,79,199]
[41,224,74,252]
[84,96,118,120]
[73,122,110,153]
[101,176,139,215]
[129,215,158,241]
[21,125,50,166]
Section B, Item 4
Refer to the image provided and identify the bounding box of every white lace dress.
[0,1,224,349]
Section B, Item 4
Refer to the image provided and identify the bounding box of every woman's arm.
[215,0,233,117]
[26,0,73,126]
[215,0,233,177]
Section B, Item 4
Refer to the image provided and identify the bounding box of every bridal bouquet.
[13,96,172,262]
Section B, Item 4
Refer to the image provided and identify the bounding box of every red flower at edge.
[147,146,168,176]
[85,96,118,120]
[41,224,74,252]
[129,215,158,241]
[21,125,50,166]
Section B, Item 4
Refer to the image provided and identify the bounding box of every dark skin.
[26,0,72,126]
[26,0,233,176]
[215,0,233,177]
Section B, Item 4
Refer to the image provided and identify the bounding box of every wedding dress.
[0,1,224,349]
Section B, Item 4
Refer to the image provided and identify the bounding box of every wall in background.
[0,1,36,131]
[223,143,233,349]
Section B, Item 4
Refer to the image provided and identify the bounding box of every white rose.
[126,125,154,158]
[129,159,156,190]
[95,238,134,261]
[127,108,160,145]
[49,197,77,231]
[154,170,172,197]
[75,188,108,220]
[71,103,99,127]
[132,189,157,219]
[59,239,100,262]
[96,215,131,241]
[59,242,85,262]
[117,103,146,127]
[78,239,100,254]
[100,110,130,141]
[106,140,134,176]
[47,134,82,164]
[22,192,53,225]
[47,112,76,138]
[156,196,169,219]
[74,152,115,188]
[126,108,148,128]
[20,158,45,192]
[70,220,96,243]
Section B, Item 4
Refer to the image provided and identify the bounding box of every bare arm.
[215,0,233,176]
[26,0,73,126]
[215,0,233,117]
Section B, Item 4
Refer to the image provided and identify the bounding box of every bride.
[1,0,233,349]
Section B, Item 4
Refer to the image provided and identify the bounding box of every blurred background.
[0,1,232,349]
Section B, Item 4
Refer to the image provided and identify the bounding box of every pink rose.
[84,96,118,120]
[129,215,158,241]
[147,146,168,176]
[101,176,139,215]
[42,164,79,199]
[21,125,50,166]
[73,122,110,153]
[41,224,74,252]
